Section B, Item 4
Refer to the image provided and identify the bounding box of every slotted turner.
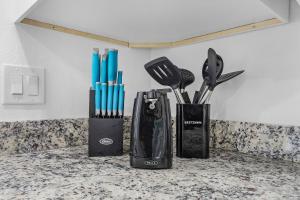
[216,70,244,85]
[200,70,245,104]
[144,57,185,104]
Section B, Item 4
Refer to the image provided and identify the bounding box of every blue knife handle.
[118,84,124,117]
[100,54,107,83]
[101,83,107,116]
[108,49,118,83]
[107,85,114,116]
[91,49,100,90]
[112,84,119,116]
[117,71,123,84]
[95,82,101,116]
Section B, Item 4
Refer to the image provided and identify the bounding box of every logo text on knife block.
[99,138,113,145]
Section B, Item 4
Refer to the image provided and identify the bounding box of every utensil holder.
[176,104,210,158]
[88,89,124,157]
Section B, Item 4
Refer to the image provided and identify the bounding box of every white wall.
[1,0,300,126]
[150,0,300,126]
[0,0,151,122]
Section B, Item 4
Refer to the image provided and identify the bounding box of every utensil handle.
[204,92,212,104]
[181,91,191,104]
[118,84,125,117]
[95,82,101,116]
[101,83,107,116]
[112,84,119,116]
[193,80,207,104]
[200,90,212,104]
[174,88,185,104]
[197,86,209,104]
[107,84,114,116]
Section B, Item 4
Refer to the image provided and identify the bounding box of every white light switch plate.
[1,64,45,105]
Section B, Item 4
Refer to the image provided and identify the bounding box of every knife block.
[176,104,210,158]
[88,89,124,157]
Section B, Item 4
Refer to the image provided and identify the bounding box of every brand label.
[99,138,113,145]
[184,121,202,125]
[144,160,159,166]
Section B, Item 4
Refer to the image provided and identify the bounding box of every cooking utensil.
[144,57,185,104]
[216,70,244,85]
[192,49,223,104]
[202,54,223,80]
[197,48,218,104]
[179,68,195,92]
[200,70,245,104]
[179,68,195,104]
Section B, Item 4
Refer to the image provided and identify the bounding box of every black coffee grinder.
[130,89,173,169]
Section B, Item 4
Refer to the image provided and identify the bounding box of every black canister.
[176,104,210,158]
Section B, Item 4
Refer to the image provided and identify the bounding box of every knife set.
[141,48,244,160]
[88,48,125,157]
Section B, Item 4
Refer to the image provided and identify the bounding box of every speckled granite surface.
[0,146,298,200]
[0,118,88,155]
[210,120,300,163]
[0,117,299,162]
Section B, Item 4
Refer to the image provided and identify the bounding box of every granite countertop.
[0,146,299,200]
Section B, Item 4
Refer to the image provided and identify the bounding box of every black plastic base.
[88,89,124,157]
[176,104,210,158]
[130,156,172,169]
[88,118,123,157]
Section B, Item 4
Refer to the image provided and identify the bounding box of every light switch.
[10,74,23,95]
[2,64,45,105]
[27,75,39,96]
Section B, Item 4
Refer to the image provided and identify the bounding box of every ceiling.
[27,0,275,43]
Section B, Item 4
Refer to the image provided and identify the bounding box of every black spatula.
[193,48,218,104]
[144,57,185,104]
[179,68,195,91]
[193,49,223,104]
